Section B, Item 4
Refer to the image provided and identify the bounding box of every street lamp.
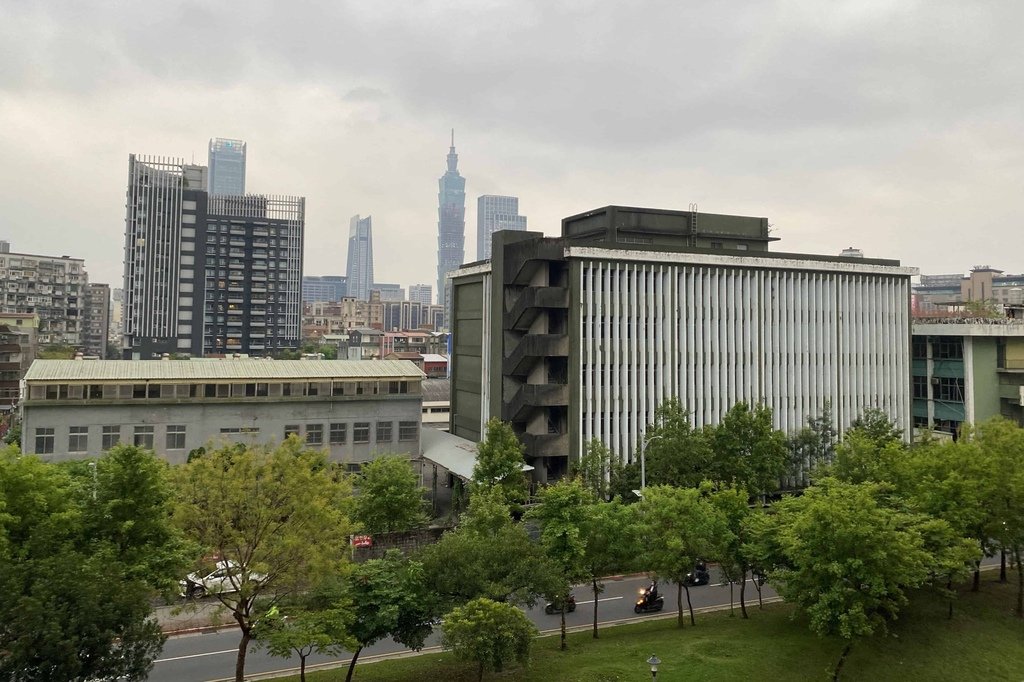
[647,654,661,679]
[639,433,664,495]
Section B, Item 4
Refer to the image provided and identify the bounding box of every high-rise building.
[476,195,527,261]
[122,154,303,358]
[0,248,87,346]
[436,131,466,309]
[450,205,915,482]
[372,283,405,302]
[208,138,247,195]
[409,284,432,306]
[302,275,348,303]
[83,282,110,357]
[346,215,374,301]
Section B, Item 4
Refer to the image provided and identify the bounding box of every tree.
[759,479,939,680]
[846,407,903,449]
[708,486,754,618]
[0,445,184,681]
[420,488,551,607]
[171,438,354,682]
[472,418,529,504]
[829,431,905,485]
[787,402,837,486]
[37,343,76,359]
[579,499,640,637]
[608,458,640,502]
[529,478,593,650]
[571,438,613,501]
[642,398,712,488]
[442,598,537,682]
[343,550,436,681]
[352,455,428,534]
[254,600,351,682]
[707,402,789,498]
[639,485,725,627]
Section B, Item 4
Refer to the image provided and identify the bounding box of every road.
[150,570,775,681]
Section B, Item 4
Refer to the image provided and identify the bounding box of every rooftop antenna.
[451,128,455,147]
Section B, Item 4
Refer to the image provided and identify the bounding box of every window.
[35,427,55,454]
[102,425,120,450]
[353,422,370,444]
[399,421,419,442]
[306,424,324,445]
[284,424,300,439]
[376,421,393,443]
[166,425,186,450]
[133,425,155,449]
[912,337,928,360]
[936,377,965,402]
[68,426,88,452]
[330,423,347,444]
[912,375,928,399]
[933,337,963,360]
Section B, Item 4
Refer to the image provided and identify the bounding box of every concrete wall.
[22,396,421,465]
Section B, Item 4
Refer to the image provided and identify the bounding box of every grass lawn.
[286,572,1024,681]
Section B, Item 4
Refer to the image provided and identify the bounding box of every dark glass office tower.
[436,131,465,309]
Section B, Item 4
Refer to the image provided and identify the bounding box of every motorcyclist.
[646,579,659,603]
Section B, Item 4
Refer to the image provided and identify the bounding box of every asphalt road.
[149,569,775,681]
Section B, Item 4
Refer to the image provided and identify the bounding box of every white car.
[179,560,267,599]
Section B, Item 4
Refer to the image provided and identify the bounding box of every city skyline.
[436,131,465,308]
[2,3,1022,292]
[345,214,374,301]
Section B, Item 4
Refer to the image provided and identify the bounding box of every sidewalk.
[155,600,235,634]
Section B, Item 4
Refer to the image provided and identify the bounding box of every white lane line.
[154,648,237,663]
[575,596,624,605]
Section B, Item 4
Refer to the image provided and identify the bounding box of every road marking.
[575,596,623,605]
[154,648,237,663]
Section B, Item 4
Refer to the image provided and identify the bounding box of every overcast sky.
[1,1,1021,291]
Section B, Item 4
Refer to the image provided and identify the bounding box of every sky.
[1,1,1022,292]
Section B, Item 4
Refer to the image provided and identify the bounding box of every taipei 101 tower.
[436,130,466,312]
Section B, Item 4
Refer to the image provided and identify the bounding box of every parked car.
[179,560,267,599]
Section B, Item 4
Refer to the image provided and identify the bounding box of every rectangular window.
[166,425,186,450]
[284,424,300,439]
[102,425,120,450]
[330,423,347,445]
[399,421,419,442]
[35,427,55,454]
[376,421,393,443]
[306,424,324,445]
[353,422,370,444]
[68,426,88,452]
[936,377,965,402]
[912,375,928,399]
[133,425,155,449]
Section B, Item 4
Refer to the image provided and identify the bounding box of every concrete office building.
[208,138,247,195]
[477,195,527,261]
[914,267,1024,316]
[346,215,374,301]
[409,284,433,306]
[0,249,87,346]
[436,132,466,310]
[122,155,304,358]
[21,359,424,465]
[450,205,915,481]
[0,313,37,412]
[83,283,110,357]
[303,275,348,303]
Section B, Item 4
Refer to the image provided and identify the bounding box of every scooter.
[683,560,711,587]
[544,594,576,615]
[634,586,665,614]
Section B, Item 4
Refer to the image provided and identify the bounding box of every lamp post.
[647,654,661,680]
[639,433,664,495]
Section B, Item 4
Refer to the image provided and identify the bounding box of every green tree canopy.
[707,402,789,497]
[441,597,537,682]
[579,498,641,637]
[254,598,351,682]
[642,398,712,489]
[571,438,613,501]
[472,418,529,504]
[352,455,428,534]
[171,437,354,682]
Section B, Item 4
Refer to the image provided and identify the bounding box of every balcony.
[503,334,569,376]
[505,286,569,331]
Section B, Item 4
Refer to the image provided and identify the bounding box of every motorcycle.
[683,560,711,587]
[634,586,665,614]
[544,594,576,615]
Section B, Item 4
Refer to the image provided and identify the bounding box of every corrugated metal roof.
[24,359,425,382]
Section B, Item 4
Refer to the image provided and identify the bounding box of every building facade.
[346,215,374,301]
[372,283,405,302]
[83,283,110,357]
[302,275,348,303]
[436,132,466,309]
[0,249,87,346]
[21,359,424,465]
[476,195,527,261]
[409,284,432,306]
[450,205,914,481]
[0,313,37,412]
[122,155,304,358]
[913,267,1024,316]
[911,320,1024,437]
[208,138,247,195]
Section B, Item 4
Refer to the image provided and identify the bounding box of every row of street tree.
[2,405,1023,681]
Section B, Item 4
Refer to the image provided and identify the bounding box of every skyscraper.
[408,284,432,305]
[346,215,374,301]
[436,131,465,308]
[476,195,527,261]
[208,138,247,195]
